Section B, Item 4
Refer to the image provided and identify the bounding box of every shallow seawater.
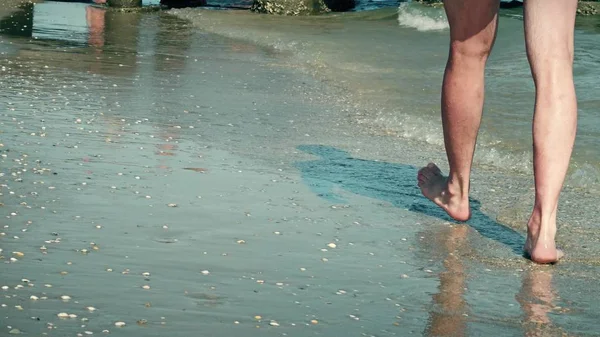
[0,2,600,337]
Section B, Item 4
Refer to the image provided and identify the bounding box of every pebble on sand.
[201,270,210,275]
[61,295,72,301]
[269,321,280,327]
[114,322,126,327]
[327,243,336,249]
[8,329,21,334]
[86,307,96,312]
[236,239,246,244]
[142,285,150,290]
[57,313,70,319]
[311,319,319,325]
[30,295,39,301]
[12,252,24,258]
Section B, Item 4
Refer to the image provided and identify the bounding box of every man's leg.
[524,0,577,264]
[418,0,500,222]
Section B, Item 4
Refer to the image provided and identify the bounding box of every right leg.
[523,0,578,264]
[418,0,500,222]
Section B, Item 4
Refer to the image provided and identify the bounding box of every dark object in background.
[160,0,208,8]
[108,0,142,6]
[500,0,523,8]
[323,0,354,11]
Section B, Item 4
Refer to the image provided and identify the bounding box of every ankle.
[446,174,469,201]
[528,206,557,234]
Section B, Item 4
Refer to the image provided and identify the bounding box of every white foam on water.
[397,3,449,32]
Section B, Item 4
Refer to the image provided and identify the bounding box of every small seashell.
[114,322,126,327]
[269,321,280,327]
[236,239,246,244]
[86,307,96,312]
[327,243,336,249]
[311,319,319,325]
[167,203,177,207]
[142,285,150,290]
[30,295,39,300]
[142,272,150,277]
[61,295,71,301]
[8,328,21,334]
[201,270,210,275]
[69,314,77,319]
[254,315,262,320]
[57,313,69,319]
[12,252,24,258]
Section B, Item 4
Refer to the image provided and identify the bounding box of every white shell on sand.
[327,243,336,249]
[30,295,39,300]
[142,272,150,277]
[201,270,210,275]
[114,322,126,327]
[57,313,69,319]
[61,295,71,301]
[86,307,96,312]
[269,321,280,327]
[142,285,150,290]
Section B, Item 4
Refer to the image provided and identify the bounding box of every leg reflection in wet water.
[517,268,560,336]
[424,225,469,337]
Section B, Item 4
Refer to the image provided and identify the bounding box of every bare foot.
[524,223,564,264]
[417,163,471,222]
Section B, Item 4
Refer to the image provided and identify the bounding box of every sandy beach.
[1,1,600,336]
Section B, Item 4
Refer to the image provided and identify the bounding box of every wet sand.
[1,3,600,337]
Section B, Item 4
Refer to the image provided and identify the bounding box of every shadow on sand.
[294,145,525,255]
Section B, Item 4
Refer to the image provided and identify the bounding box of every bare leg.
[418,0,500,222]
[523,0,577,264]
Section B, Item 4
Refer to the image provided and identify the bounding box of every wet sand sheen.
[0,2,599,337]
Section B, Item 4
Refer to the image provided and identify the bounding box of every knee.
[449,38,494,63]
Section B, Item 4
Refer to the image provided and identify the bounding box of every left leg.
[418,0,500,222]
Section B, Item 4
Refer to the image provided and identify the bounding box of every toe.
[427,163,442,175]
[419,167,435,179]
